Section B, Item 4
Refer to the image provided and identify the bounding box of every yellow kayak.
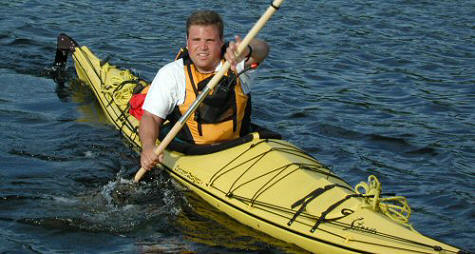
[53,34,465,254]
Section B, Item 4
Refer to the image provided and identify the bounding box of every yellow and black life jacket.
[167,48,251,145]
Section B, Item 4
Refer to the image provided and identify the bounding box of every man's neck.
[196,68,215,74]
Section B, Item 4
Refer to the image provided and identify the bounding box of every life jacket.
[168,48,251,145]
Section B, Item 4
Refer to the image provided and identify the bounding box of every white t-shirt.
[143,58,253,119]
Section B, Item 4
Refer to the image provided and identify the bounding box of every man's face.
[187,24,224,73]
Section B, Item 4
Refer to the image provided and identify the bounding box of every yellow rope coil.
[113,82,135,110]
[100,63,136,110]
[355,175,414,230]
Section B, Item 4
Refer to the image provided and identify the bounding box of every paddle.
[134,0,285,183]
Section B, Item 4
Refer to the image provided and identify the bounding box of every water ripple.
[0,0,473,252]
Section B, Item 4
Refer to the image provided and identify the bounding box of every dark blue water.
[1,0,473,253]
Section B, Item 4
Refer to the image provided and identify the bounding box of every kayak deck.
[54,34,464,254]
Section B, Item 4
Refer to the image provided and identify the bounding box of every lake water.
[0,0,473,253]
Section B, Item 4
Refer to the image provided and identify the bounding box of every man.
[140,10,269,171]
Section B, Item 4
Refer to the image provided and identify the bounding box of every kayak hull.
[61,35,462,254]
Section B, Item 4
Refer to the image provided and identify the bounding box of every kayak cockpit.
[159,122,282,155]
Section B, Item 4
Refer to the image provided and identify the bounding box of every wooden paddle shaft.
[134,0,285,182]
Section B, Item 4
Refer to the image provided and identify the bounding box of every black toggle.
[287,184,340,226]
[310,194,363,233]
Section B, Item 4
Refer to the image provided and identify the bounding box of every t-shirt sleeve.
[236,60,255,95]
[142,62,183,119]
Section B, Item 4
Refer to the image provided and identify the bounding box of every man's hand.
[225,35,269,73]
[225,35,249,73]
[140,144,164,171]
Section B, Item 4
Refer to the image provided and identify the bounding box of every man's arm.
[245,38,269,65]
[225,36,270,72]
[139,110,165,171]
